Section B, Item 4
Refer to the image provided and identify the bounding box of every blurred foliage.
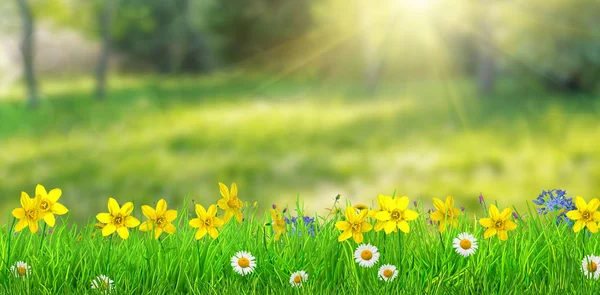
[497,0,600,91]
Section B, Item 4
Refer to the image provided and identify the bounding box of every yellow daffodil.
[335,206,372,243]
[368,196,386,219]
[189,204,224,239]
[430,196,461,233]
[12,192,42,233]
[33,184,69,227]
[374,195,419,234]
[566,196,600,233]
[140,199,177,239]
[96,198,141,240]
[478,204,517,241]
[217,182,244,223]
[270,205,286,241]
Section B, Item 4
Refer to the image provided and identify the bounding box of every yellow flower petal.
[209,228,219,239]
[230,183,238,198]
[479,217,494,228]
[396,196,409,211]
[593,211,600,221]
[218,182,230,199]
[217,199,229,210]
[430,211,444,221]
[142,205,157,220]
[375,211,391,221]
[498,230,508,241]
[50,203,68,215]
[223,211,233,223]
[234,210,243,223]
[102,224,116,236]
[489,205,500,219]
[445,196,454,209]
[397,220,410,233]
[403,209,419,221]
[588,198,600,212]
[345,206,357,222]
[139,221,153,231]
[125,216,140,228]
[213,217,224,227]
[207,205,217,217]
[338,230,352,242]
[361,221,372,232]
[352,231,363,243]
[195,228,206,240]
[43,213,56,227]
[108,198,120,215]
[28,219,39,233]
[438,221,446,233]
[156,199,167,215]
[189,218,202,228]
[117,226,129,239]
[96,213,112,224]
[47,189,62,202]
[504,220,517,230]
[575,196,587,212]
[566,210,582,220]
[20,192,31,209]
[384,221,396,234]
[195,204,206,217]
[574,220,585,232]
[120,202,134,216]
[14,219,27,232]
[374,221,386,232]
[164,210,177,222]
[154,227,163,239]
[499,208,512,220]
[35,184,47,198]
[586,221,598,233]
[483,227,497,238]
[12,208,25,219]
[432,198,445,212]
[163,223,176,234]
[335,221,350,231]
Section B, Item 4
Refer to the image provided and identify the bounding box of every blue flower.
[533,189,575,226]
[285,215,318,237]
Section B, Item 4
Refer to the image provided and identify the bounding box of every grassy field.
[2,74,600,226]
[0,191,599,294]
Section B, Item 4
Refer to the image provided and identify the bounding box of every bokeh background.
[1,0,600,226]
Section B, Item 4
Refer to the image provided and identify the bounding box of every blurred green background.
[1,0,600,225]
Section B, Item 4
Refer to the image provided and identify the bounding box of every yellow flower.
[12,192,42,233]
[566,196,600,233]
[335,206,372,243]
[374,195,419,234]
[189,204,224,239]
[478,204,517,241]
[217,182,244,223]
[96,198,141,240]
[32,184,69,227]
[139,199,177,239]
[430,196,461,233]
[270,206,286,241]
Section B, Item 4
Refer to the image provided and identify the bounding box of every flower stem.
[106,234,113,274]
[438,231,445,251]
[39,222,47,250]
[3,218,17,287]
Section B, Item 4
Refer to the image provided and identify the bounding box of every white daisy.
[10,261,31,279]
[231,251,256,276]
[91,274,114,293]
[289,270,308,288]
[452,232,478,257]
[377,264,398,282]
[354,244,380,268]
[581,255,600,279]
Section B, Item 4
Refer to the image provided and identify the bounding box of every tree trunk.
[16,0,39,108]
[477,0,495,96]
[96,0,113,100]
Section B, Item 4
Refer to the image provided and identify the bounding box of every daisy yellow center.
[294,275,301,283]
[588,261,598,273]
[582,211,591,220]
[238,257,250,268]
[156,217,165,226]
[40,200,50,211]
[361,250,373,260]
[17,266,25,276]
[114,216,124,226]
[391,210,401,220]
[460,239,471,250]
[102,280,108,290]
[383,269,393,278]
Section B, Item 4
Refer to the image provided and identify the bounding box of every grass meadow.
[1,190,600,294]
[2,74,600,226]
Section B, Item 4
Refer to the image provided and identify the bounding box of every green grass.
[1,193,599,294]
[2,74,600,226]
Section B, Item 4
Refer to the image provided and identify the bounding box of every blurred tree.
[498,0,600,92]
[16,0,39,108]
[96,0,114,100]
[205,0,313,65]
